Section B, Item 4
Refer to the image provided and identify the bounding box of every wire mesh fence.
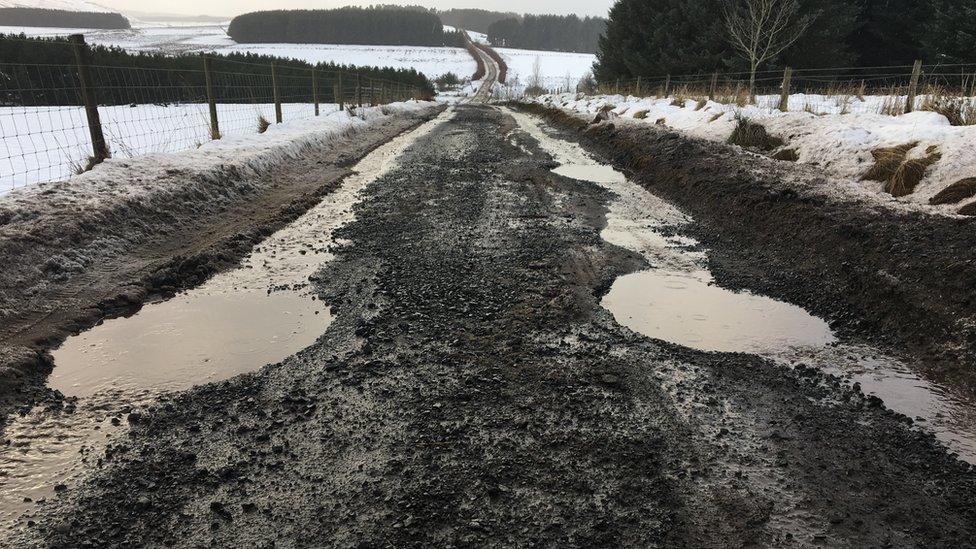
[500,62,976,121]
[0,35,421,192]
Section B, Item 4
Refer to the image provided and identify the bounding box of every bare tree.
[723,0,816,101]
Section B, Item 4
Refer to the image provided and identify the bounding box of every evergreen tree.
[922,0,976,64]
[851,0,929,67]
[594,0,727,81]
[777,0,860,69]
[487,14,606,53]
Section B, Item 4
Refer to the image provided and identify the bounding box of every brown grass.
[655,118,667,125]
[771,148,799,162]
[694,100,706,111]
[708,113,723,123]
[257,115,271,134]
[862,142,918,182]
[727,116,784,151]
[929,177,976,205]
[885,148,942,197]
[959,201,976,216]
[632,109,649,119]
[920,94,976,126]
[69,155,100,175]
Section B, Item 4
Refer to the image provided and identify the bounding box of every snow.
[0,0,115,12]
[495,47,595,91]
[0,24,475,79]
[0,101,436,212]
[533,92,976,214]
[1,102,343,191]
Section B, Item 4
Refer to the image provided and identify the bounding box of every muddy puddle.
[509,108,976,465]
[0,109,455,532]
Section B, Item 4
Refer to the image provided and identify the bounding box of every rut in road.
[24,106,976,548]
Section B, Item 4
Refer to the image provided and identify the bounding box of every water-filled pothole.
[0,109,454,532]
[603,270,835,354]
[509,108,976,464]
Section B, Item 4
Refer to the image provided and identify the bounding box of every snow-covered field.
[0,0,110,11]
[0,23,477,79]
[1,102,337,191]
[534,93,976,213]
[495,47,595,91]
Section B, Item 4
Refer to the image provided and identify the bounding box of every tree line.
[487,15,607,54]
[436,9,518,34]
[0,34,434,107]
[595,0,976,83]
[0,8,130,29]
[228,7,465,47]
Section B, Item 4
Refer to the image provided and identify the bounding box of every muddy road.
[3,105,976,547]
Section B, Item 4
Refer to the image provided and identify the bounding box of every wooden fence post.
[202,55,219,139]
[615,78,620,95]
[663,74,671,98]
[356,73,362,107]
[779,67,792,112]
[312,67,320,116]
[271,61,282,123]
[905,59,922,113]
[635,75,642,96]
[337,71,344,110]
[369,79,375,106]
[709,72,718,101]
[69,34,109,164]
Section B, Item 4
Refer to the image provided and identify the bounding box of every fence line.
[0,34,423,191]
[500,61,976,120]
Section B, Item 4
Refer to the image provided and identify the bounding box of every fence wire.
[0,36,420,192]
[501,62,976,119]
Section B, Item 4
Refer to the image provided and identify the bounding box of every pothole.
[0,108,455,533]
[510,107,976,464]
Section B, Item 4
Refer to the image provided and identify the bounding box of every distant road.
[464,31,498,103]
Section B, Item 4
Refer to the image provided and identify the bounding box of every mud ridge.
[515,103,976,396]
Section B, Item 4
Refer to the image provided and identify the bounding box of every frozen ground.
[535,93,976,213]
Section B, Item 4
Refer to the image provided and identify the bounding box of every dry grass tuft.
[929,177,976,205]
[771,148,799,162]
[727,116,784,151]
[959,201,976,216]
[862,142,918,182]
[709,112,724,123]
[885,148,942,197]
[670,97,685,107]
[921,95,976,126]
[655,117,667,125]
[694,100,707,111]
[632,109,649,119]
[69,155,100,175]
[257,115,271,134]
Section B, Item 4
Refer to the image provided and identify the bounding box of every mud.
[7,105,974,548]
[516,103,976,399]
[0,106,444,418]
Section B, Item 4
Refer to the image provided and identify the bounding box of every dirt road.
[4,104,973,547]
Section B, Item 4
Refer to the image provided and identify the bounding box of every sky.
[98,0,615,19]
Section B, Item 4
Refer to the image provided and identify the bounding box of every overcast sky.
[99,0,615,19]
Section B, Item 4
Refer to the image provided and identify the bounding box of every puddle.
[603,270,835,354]
[509,107,976,464]
[0,109,455,533]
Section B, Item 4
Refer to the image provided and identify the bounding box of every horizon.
[98,0,614,20]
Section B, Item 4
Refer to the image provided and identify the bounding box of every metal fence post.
[312,67,320,116]
[337,71,344,110]
[779,67,792,112]
[271,61,282,123]
[202,55,219,139]
[905,59,922,113]
[69,34,109,164]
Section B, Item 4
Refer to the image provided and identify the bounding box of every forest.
[0,8,130,29]
[228,7,464,47]
[437,9,518,34]
[595,0,976,81]
[0,34,434,107]
[487,15,606,54]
